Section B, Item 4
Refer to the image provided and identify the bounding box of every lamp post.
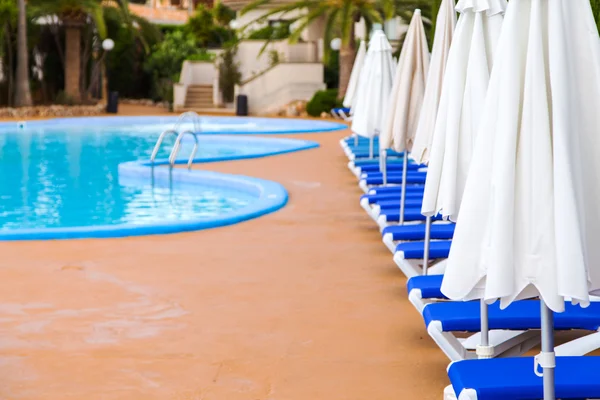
[102,38,115,111]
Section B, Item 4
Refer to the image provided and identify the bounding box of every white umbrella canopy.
[441,0,600,313]
[379,10,430,152]
[343,40,367,109]
[350,30,395,139]
[421,0,507,222]
[410,0,457,165]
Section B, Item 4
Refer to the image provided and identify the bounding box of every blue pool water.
[0,119,319,238]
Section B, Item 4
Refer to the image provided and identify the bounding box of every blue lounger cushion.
[344,136,378,143]
[396,240,452,259]
[333,107,350,114]
[449,356,600,400]
[382,223,455,240]
[381,208,443,222]
[353,159,401,167]
[367,185,425,195]
[376,198,424,209]
[363,174,427,185]
[360,192,424,205]
[359,163,423,173]
[424,300,600,332]
[407,275,445,299]
[352,149,404,159]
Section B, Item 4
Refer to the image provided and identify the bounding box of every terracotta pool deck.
[0,108,449,399]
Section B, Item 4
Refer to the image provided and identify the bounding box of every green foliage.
[144,30,208,102]
[218,45,242,103]
[103,6,162,99]
[186,51,215,62]
[187,3,235,48]
[247,22,291,40]
[212,1,236,27]
[306,89,342,117]
[268,49,281,66]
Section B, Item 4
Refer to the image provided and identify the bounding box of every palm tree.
[14,0,32,107]
[29,0,111,102]
[0,0,17,105]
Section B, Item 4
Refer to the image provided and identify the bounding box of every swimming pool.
[0,118,322,240]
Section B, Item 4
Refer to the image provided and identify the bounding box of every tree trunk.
[338,43,356,100]
[65,26,81,102]
[5,24,14,107]
[14,0,32,107]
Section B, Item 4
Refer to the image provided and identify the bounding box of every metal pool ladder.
[169,130,198,168]
[150,112,202,169]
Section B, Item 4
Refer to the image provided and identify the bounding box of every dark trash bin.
[106,91,119,114]
[236,94,248,116]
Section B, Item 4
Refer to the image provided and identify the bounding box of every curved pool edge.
[0,136,319,241]
[0,166,288,241]
[2,115,348,135]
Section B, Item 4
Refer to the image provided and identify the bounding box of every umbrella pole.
[399,150,409,225]
[539,302,556,400]
[369,137,374,159]
[380,149,387,185]
[477,300,493,359]
[354,134,358,147]
[422,216,431,275]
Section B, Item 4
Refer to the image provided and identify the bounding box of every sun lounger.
[360,190,425,217]
[376,207,442,230]
[382,223,455,252]
[394,240,451,277]
[359,173,427,193]
[367,185,425,195]
[423,300,600,362]
[331,107,351,120]
[362,198,426,221]
[348,158,422,178]
[445,356,600,400]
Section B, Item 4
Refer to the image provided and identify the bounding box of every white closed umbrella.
[343,40,367,109]
[421,0,506,223]
[379,9,429,154]
[350,30,395,158]
[378,10,429,222]
[410,0,457,165]
[441,0,600,398]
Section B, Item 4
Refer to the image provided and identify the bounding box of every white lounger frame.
[394,250,447,279]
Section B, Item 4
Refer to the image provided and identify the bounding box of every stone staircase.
[184,85,214,109]
[180,84,234,115]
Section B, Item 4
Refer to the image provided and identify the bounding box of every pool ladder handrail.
[174,111,202,134]
[168,130,199,169]
[150,129,179,163]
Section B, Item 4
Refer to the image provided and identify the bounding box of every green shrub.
[219,45,242,103]
[186,51,215,62]
[144,31,210,103]
[187,4,235,48]
[306,89,342,117]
